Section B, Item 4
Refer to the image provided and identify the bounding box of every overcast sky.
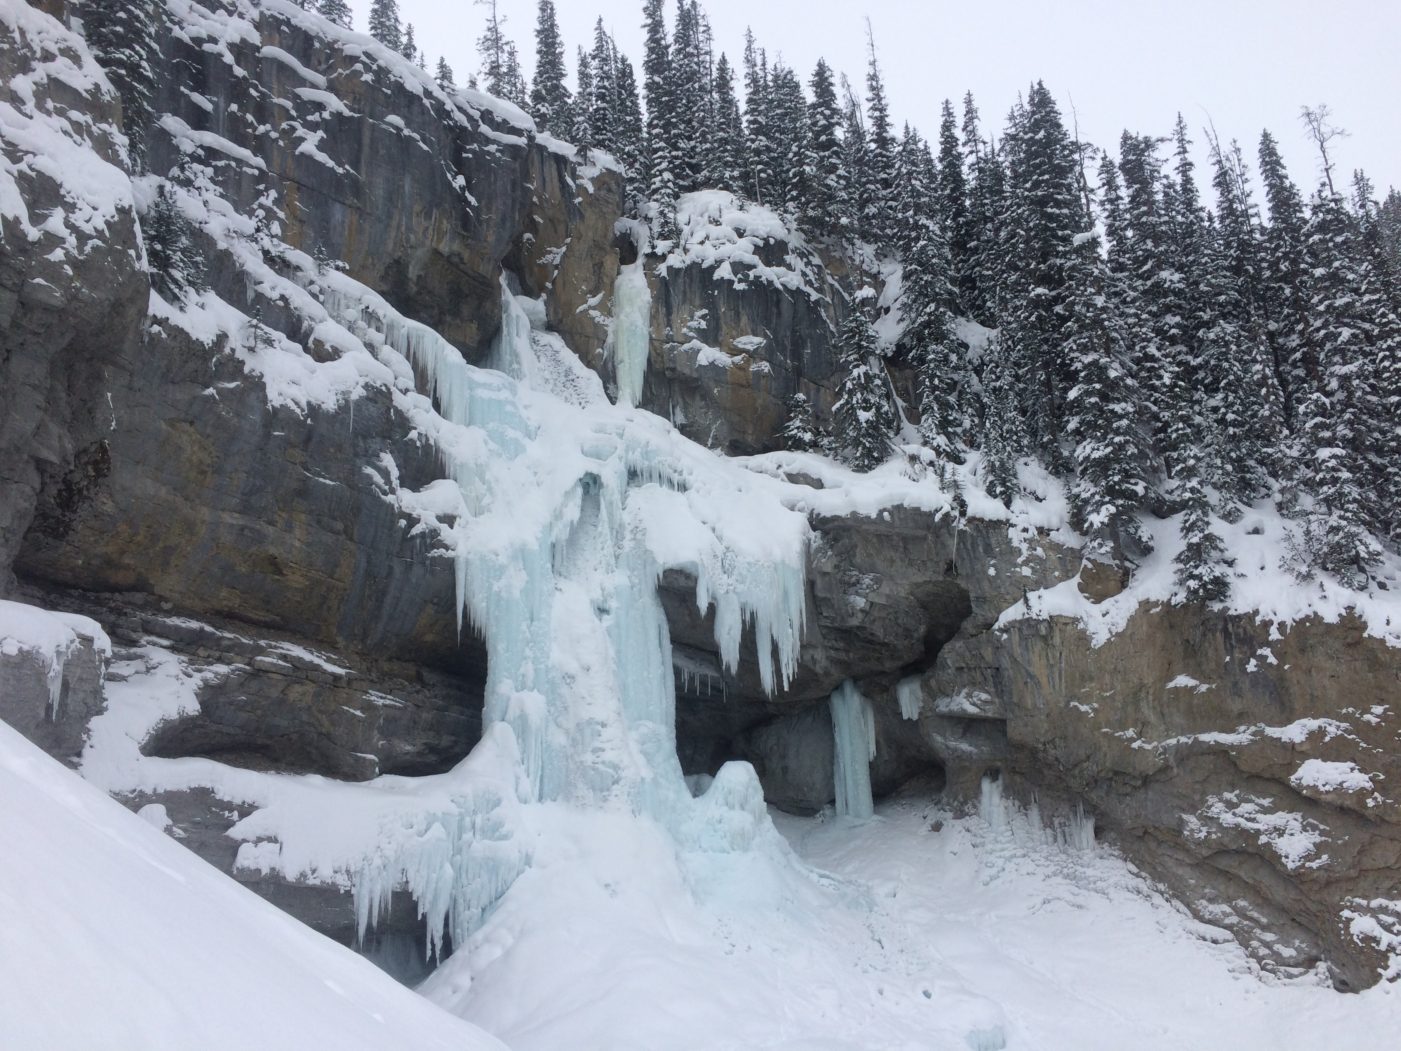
[351,0,1400,200]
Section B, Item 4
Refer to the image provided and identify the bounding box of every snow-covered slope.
[0,719,504,1051]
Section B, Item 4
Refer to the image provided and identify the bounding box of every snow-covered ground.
[0,719,504,1051]
[430,788,1401,1051]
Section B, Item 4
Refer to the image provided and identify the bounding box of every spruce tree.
[936,98,972,310]
[613,55,646,183]
[964,112,1005,325]
[767,63,809,221]
[710,54,746,195]
[529,1,571,135]
[669,0,705,194]
[861,25,897,248]
[642,0,678,237]
[588,20,617,154]
[999,82,1084,467]
[501,42,528,108]
[780,393,822,453]
[1173,464,1233,602]
[401,23,417,62]
[741,31,773,205]
[1295,188,1383,585]
[317,0,352,30]
[1258,129,1313,429]
[1062,231,1149,557]
[802,58,846,239]
[902,213,968,465]
[572,48,594,154]
[435,57,456,92]
[368,0,403,52]
[475,0,510,99]
[833,306,897,471]
[144,182,204,303]
[81,0,160,169]
[980,333,1027,507]
[840,84,868,253]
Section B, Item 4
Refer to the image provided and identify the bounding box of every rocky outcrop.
[937,602,1401,989]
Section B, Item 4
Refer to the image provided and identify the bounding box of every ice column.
[830,680,875,820]
[607,259,651,407]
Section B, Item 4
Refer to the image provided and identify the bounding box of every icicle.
[895,676,923,721]
[830,680,875,820]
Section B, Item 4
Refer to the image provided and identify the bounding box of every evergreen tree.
[588,19,618,154]
[529,1,571,135]
[669,0,706,194]
[861,24,897,248]
[317,0,352,30]
[709,54,746,194]
[767,63,809,220]
[435,57,456,92]
[999,82,1085,466]
[500,42,528,107]
[741,30,773,205]
[1379,187,1401,277]
[81,0,160,169]
[612,54,646,182]
[964,107,1005,325]
[840,82,868,252]
[642,0,678,237]
[1295,188,1383,585]
[401,23,417,62]
[980,334,1027,507]
[802,58,846,239]
[368,0,403,52]
[936,98,973,310]
[780,392,822,452]
[833,306,898,471]
[1173,465,1233,601]
[475,0,509,98]
[1258,129,1313,428]
[901,209,967,465]
[572,47,594,154]
[144,182,204,303]
[1062,231,1149,557]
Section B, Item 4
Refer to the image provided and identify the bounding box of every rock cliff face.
[2,0,1398,993]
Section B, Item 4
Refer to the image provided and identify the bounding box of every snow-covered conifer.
[833,306,897,472]
[368,0,403,53]
[530,2,571,135]
[81,0,160,169]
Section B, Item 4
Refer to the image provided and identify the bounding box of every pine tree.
[613,54,646,182]
[642,0,678,237]
[999,82,1085,466]
[801,58,845,239]
[902,209,968,465]
[588,19,617,154]
[780,392,822,452]
[1258,129,1313,429]
[833,306,897,471]
[861,24,897,248]
[936,98,973,310]
[669,0,705,194]
[475,0,510,98]
[710,54,745,194]
[1379,187,1401,277]
[81,0,160,169]
[1173,464,1233,602]
[317,0,352,30]
[144,182,204,302]
[501,42,528,108]
[435,57,456,92]
[529,1,571,134]
[980,333,1027,507]
[767,63,809,220]
[1062,231,1149,557]
[741,30,773,205]
[840,82,868,252]
[1295,187,1383,585]
[401,23,417,62]
[572,48,594,154]
[964,105,1005,325]
[368,0,403,52]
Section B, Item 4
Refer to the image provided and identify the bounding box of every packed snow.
[0,719,505,1051]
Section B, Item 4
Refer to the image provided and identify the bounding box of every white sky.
[354,0,1400,200]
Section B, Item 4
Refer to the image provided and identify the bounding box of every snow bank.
[0,599,109,716]
[0,719,506,1051]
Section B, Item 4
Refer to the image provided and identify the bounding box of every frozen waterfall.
[321,268,809,951]
[830,680,876,820]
